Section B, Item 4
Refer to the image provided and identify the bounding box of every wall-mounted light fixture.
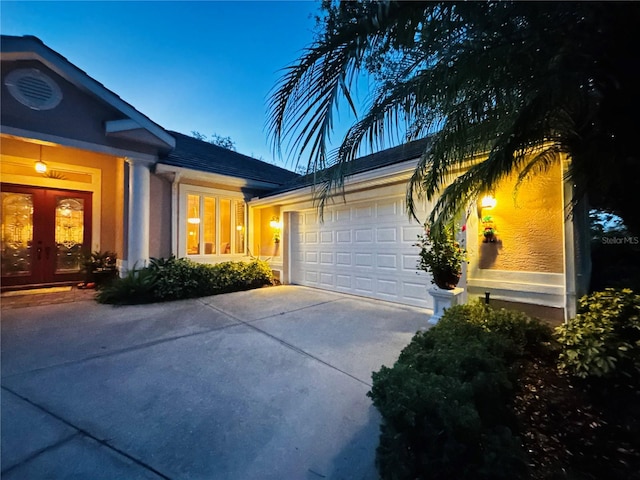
[477,193,497,218]
[480,195,497,210]
[270,216,281,243]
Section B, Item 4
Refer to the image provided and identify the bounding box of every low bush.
[95,266,157,304]
[368,303,552,480]
[97,258,274,304]
[151,257,215,300]
[555,288,640,382]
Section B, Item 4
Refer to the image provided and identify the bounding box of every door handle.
[45,246,51,260]
[36,241,42,260]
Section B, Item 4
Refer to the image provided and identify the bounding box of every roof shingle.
[160,131,299,185]
[268,138,431,195]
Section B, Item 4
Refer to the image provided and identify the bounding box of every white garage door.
[289,196,432,309]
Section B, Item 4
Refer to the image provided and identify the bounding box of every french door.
[1,184,92,288]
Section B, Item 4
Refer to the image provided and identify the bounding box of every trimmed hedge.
[368,303,553,480]
[96,258,273,304]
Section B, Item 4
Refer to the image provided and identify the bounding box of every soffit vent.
[4,68,63,110]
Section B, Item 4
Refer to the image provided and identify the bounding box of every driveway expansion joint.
[2,318,243,381]
[0,431,80,476]
[1,386,171,479]
[199,299,373,388]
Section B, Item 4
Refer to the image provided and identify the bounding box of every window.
[182,188,246,257]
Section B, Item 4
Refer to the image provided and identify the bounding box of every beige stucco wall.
[253,205,282,258]
[1,135,125,256]
[149,173,172,258]
[477,160,564,273]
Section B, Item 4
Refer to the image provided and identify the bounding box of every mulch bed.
[513,349,640,480]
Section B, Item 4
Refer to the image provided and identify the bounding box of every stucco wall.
[149,173,172,258]
[476,160,564,273]
[254,206,281,258]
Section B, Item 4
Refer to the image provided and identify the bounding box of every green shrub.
[556,288,640,381]
[151,257,215,300]
[368,303,552,480]
[96,258,274,304]
[96,266,157,304]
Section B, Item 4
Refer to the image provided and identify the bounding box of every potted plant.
[415,223,467,290]
[81,250,118,288]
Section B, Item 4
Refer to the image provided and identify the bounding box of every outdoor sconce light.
[477,194,497,218]
[480,195,497,209]
[35,160,48,174]
[270,216,281,243]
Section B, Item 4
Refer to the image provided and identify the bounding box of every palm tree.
[268,1,640,234]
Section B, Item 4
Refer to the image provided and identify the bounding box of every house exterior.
[1,35,590,319]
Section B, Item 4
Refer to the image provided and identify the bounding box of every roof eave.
[1,36,175,152]
[155,163,283,190]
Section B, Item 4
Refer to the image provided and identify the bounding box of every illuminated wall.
[476,160,564,273]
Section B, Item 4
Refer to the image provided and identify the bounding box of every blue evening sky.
[1,0,356,168]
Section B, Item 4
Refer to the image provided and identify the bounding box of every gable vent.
[5,68,63,110]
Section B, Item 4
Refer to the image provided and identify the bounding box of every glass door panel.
[55,197,85,273]
[1,192,34,276]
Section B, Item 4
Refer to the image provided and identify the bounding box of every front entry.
[1,184,92,288]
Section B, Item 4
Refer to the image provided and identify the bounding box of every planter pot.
[428,286,464,325]
[432,271,461,290]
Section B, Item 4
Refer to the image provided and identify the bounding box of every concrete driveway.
[1,285,427,480]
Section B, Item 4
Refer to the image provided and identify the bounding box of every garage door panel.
[305,271,319,284]
[355,229,373,243]
[355,277,373,292]
[376,200,398,217]
[355,205,372,219]
[336,230,351,243]
[376,227,397,242]
[355,254,374,267]
[336,253,351,266]
[377,279,398,295]
[402,225,424,243]
[402,254,418,271]
[377,254,397,269]
[320,252,333,265]
[305,232,318,244]
[335,208,351,221]
[320,231,333,243]
[320,272,334,287]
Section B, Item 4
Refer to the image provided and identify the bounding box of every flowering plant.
[415,223,467,289]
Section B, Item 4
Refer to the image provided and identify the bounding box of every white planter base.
[428,287,465,324]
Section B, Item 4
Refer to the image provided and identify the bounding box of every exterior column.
[126,157,151,270]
